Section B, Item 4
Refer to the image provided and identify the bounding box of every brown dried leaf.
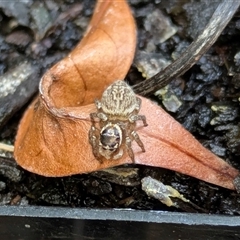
[15,95,239,190]
[14,0,239,190]
[15,0,136,174]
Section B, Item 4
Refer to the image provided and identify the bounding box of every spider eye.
[100,125,121,150]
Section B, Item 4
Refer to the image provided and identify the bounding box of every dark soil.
[1,0,240,215]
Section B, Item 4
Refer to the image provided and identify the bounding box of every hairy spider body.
[89,80,147,161]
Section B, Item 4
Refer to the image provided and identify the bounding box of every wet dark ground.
[1,0,240,215]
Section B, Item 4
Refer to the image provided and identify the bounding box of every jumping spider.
[89,80,147,162]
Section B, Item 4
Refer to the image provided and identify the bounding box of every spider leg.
[90,112,98,121]
[131,131,145,152]
[89,125,101,160]
[90,112,99,130]
[117,123,133,161]
[95,99,102,109]
[136,97,141,110]
[89,112,102,159]
[89,111,108,162]
[125,135,135,162]
[90,112,108,129]
[129,115,148,127]
[90,112,108,121]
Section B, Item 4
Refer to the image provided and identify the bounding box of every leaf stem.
[133,0,240,96]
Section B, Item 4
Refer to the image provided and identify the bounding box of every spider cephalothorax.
[89,80,147,161]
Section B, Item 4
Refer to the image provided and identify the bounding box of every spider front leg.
[90,112,98,128]
[95,99,102,110]
[129,114,148,127]
[90,99,106,126]
[90,112,108,130]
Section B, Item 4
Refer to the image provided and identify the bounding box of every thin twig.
[0,142,14,152]
[133,0,240,96]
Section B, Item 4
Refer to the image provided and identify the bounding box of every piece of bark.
[0,62,40,129]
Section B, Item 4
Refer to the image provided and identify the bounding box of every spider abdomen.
[100,123,122,151]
